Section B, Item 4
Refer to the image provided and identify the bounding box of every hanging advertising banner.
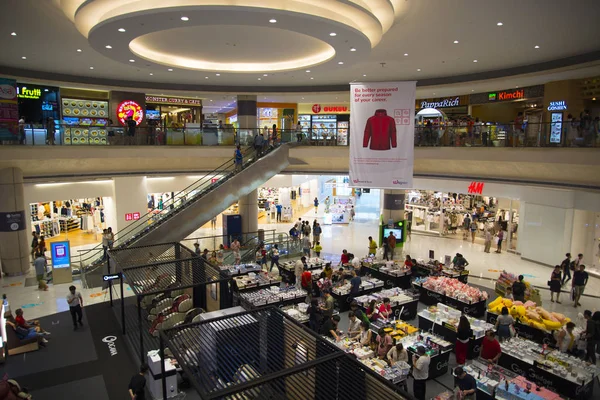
[350,81,416,188]
[0,78,18,140]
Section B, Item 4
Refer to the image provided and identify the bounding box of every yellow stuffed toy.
[488,297,503,309]
[542,319,561,331]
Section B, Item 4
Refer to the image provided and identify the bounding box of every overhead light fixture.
[269,19,277,23]
[515,86,519,88]
[471,89,474,92]
[363,74,367,77]
[129,59,135,62]
[301,97,304,99]
[105,45,112,49]
[205,76,209,79]
[593,97,597,101]
[89,66,94,69]
[118,28,126,32]
[210,99,213,102]
[21,56,26,60]
[497,22,503,26]
[433,92,436,95]
[44,89,49,92]
[534,45,540,49]
[149,73,153,75]
[338,61,344,65]
[306,70,311,73]
[216,73,220,76]
[181,16,189,21]
[404,53,408,56]
[329,32,337,36]
[168,68,173,71]
[453,40,459,44]
[350,48,356,52]
[473,59,478,62]
[11,32,17,36]
[310,77,314,80]
[263,74,268,76]
[417,68,421,71]
[258,78,261,80]
[76,49,82,52]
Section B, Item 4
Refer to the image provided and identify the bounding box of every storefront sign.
[350,81,416,189]
[0,81,17,100]
[117,100,144,126]
[467,181,484,194]
[17,86,42,100]
[51,241,71,269]
[125,212,141,221]
[299,103,350,114]
[547,100,567,111]
[0,211,25,232]
[103,272,122,282]
[549,112,563,144]
[471,85,544,104]
[419,97,460,109]
[0,78,18,139]
[145,95,201,106]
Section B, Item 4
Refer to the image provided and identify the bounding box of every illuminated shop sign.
[117,100,144,126]
[547,100,567,111]
[312,104,349,113]
[17,87,42,100]
[419,97,460,109]
[125,212,141,221]
[145,95,201,106]
[467,181,485,195]
[489,89,524,101]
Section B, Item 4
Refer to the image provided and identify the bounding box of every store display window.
[61,98,109,145]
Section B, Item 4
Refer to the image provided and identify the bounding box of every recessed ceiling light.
[168,68,173,71]
[471,89,474,92]
[205,76,209,79]
[329,32,337,36]
[181,16,189,21]
[453,40,459,44]
[216,73,220,76]
[258,78,261,80]
[44,89,49,92]
[301,97,304,100]
[497,22,503,26]
[269,19,277,23]
[310,77,314,80]
[363,74,367,77]
[21,56,26,60]
[338,61,344,65]
[129,59,135,62]
[306,70,311,73]
[404,53,408,56]
[149,73,153,76]
[593,97,597,101]
[534,45,540,49]
[10,32,16,36]
[118,28,126,32]
[263,74,268,76]
[515,86,519,88]
[473,59,478,63]
[76,49,82,52]
[210,99,213,102]
[105,45,112,49]
[89,66,94,69]
[350,48,356,52]
[433,93,436,95]
[417,68,421,71]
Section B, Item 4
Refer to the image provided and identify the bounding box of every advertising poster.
[350,81,416,188]
[0,78,18,139]
[549,112,563,144]
[51,241,71,269]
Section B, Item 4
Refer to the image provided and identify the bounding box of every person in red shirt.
[378,298,392,319]
[366,300,381,322]
[340,249,350,265]
[15,308,50,336]
[301,267,313,293]
[404,255,414,269]
[480,330,501,363]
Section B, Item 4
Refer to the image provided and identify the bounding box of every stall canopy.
[160,307,409,400]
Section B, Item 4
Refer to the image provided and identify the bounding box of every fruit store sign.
[117,100,144,126]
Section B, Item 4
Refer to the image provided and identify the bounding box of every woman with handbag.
[495,307,515,341]
[549,265,562,303]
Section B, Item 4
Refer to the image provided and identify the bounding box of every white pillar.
[111,176,149,240]
[0,168,30,275]
[238,189,258,239]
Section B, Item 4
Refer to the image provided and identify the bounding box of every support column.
[0,168,30,275]
[238,189,258,240]
[237,95,257,131]
[380,190,406,223]
[110,176,149,238]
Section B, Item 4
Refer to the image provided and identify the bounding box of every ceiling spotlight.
[205,76,209,79]
[350,48,356,52]
[21,56,26,60]
[306,70,311,73]
[76,49,82,52]
[515,86,519,88]
[44,89,49,92]
[118,28,126,32]
[593,97,597,101]
[263,74,268,76]
[149,73,153,76]
[269,19,277,23]
[433,93,436,95]
[404,53,408,56]
[11,32,16,36]
[210,99,213,102]
[338,61,344,65]
[129,59,135,62]
[89,66,94,69]
[105,45,112,49]
[310,77,314,80]
[471,89,474,92]
[258,78,261,80]
[534,45,540,49]
[453,40,459,44]
[363,74,367,77]
[473,59,478,62]
[497,22,503,26]
[181,16,189,21]
[168,68,173,71]
[216,73,220,76]
[417,68,421,71]
[329,32,337,37]
[301,97,304,100]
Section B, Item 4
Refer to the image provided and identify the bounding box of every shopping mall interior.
[1,1,600,400]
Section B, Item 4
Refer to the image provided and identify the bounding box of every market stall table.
[413,261,469,284]
[238,286,308,310]
[413,280,487,318]
[353,287,420,321]
[331,277,384,311]
[360,260,412,289]
[486,311,556,347]
[277,258,327,284]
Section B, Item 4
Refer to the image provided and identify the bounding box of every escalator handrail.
[79,145,268,266]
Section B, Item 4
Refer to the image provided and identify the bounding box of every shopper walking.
[269,244,281,273]
[455,316,472,365]
[574,253,584,270]
[583,310,597,364]
[512,275,526,302]
[33,252,48,291]
[495,230,504,253]
[302,236,311,257]
[272,124,278,145]
[561,253,572,286]
[495,307,515,341]
[572,264,588,307]
[483,230,492,253]
[45,117,55,145]
[231,238,241,265]
[275,203,282,222]
[412,346,430,400]
[549,265,562,303]
[30,231,38,260]
[295,256,305,288]
[313,223,322,244]
[313,197,319,214]
[67,285,84,330]
[107,227,114,250]
[128,364,148,400]
[382,235,390,261]
[296,121,303,143]
[368,236,377,257]
[18,116,26,144]
[234,145,243,173]
[388,232,397,260]
[470,219,477,243]
[126,115,136,145]
[253,133,264,157]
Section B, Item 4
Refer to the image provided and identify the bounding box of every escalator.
[221,232,302,266]
[81,144,291,287]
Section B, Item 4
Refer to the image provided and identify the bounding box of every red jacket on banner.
[362,109,396,150]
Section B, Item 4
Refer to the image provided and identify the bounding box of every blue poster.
[51,241,71,269]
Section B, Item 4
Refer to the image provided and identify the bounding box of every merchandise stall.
[61,98,109,145]
[417,304,494,360]
[353,287,420,320]
[277,258,326,285]
[498,337,597,399]
[17,83,61,145]
[281,301,339,326]
[413,260,469,284]
[237,286,308,310]
[297,103,351,145]
[360,258,412,289]
[494,270,541,304]
[331,277,384,311]
[323,196,354,225]
[412,276,487,317]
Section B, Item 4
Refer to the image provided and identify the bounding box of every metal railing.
[3,121,598,148]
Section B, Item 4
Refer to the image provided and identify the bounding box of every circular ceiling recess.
[57,0,402,73]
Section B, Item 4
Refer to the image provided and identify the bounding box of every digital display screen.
[146,110,161,120]
[383,228,403,242]
[51,241,71,269]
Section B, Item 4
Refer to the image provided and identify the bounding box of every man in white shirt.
[295,257,306,288]
[350,254,361,272]
[347,312,361,337]
[67,285,84,330]
[412,346,430,400]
